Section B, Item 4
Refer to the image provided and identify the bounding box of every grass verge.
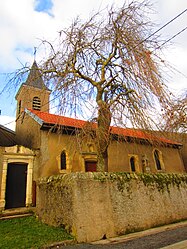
[0,215,73,249]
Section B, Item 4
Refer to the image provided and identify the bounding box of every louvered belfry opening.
[32,96,41,111]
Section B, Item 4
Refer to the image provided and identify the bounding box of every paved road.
[59,224,187,249]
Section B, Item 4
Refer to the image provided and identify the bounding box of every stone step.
[0,207,35,220]
[0,212,33,221]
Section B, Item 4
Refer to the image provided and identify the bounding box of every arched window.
[60,151,66,170]
[32,96,41,110]
[154,149,162,170]
[130,156,136,172]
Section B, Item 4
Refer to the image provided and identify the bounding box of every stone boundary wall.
[36,172,187,242]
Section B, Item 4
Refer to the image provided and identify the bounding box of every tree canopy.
[163,91,187,133]
[16,1,174,171]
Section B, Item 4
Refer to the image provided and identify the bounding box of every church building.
[0,61,186,211]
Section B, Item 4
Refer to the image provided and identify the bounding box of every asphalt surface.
[59,223,187,249]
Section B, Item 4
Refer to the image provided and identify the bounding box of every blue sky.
[0,0,186,130]
[34,0,53,14]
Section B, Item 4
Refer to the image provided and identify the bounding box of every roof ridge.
[27,109,86,122]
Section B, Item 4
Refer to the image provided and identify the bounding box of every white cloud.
[51,0,124,26]
[0,0,127,71]
[0,0,59,70]
[163,45,187,94]
[0,0,186,119]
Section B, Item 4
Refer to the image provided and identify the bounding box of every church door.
[85,161,97,172]
[5,163,28,209]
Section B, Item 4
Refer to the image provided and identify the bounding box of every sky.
[0,0,186,130]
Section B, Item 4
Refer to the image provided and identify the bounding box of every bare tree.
[163,91,187,133]
[18,2,173,171]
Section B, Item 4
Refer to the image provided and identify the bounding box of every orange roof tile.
[27,109,181,146]
[28,109,86,128]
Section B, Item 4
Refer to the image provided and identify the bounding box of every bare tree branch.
[162,92,187,133]
[12,1,176,171]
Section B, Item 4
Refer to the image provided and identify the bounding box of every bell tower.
[15,61,51,118]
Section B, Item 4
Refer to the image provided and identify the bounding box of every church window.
[18,100,21,114]
[130,156,136,172]
[60,151,66,170]
[129,155,139,172]
[154,149,162,170]
[32,96,41,110]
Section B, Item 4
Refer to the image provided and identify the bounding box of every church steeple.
[15,61,51,118]
[25,61,47,90]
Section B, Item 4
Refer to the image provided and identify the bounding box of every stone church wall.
[36,172,187,243]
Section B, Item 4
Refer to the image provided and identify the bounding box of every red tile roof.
[29,109,86,128]
[110,126,180,145]
[27,109,181,146]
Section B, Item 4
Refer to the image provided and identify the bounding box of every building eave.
[25,108,44,126]
[27,109,182,148]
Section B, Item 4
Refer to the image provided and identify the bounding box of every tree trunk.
[97,150,109,172]
[96,101,111,172]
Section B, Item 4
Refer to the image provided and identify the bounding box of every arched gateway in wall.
[0,145,35,210]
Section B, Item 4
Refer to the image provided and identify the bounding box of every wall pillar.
[0,158,8,210]
[26,158,34,207]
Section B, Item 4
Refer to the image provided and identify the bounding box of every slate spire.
[25,61,47,90]
[15,60,51,119]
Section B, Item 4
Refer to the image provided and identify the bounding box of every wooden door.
[85,161,97,172]
[5,163,28,209]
